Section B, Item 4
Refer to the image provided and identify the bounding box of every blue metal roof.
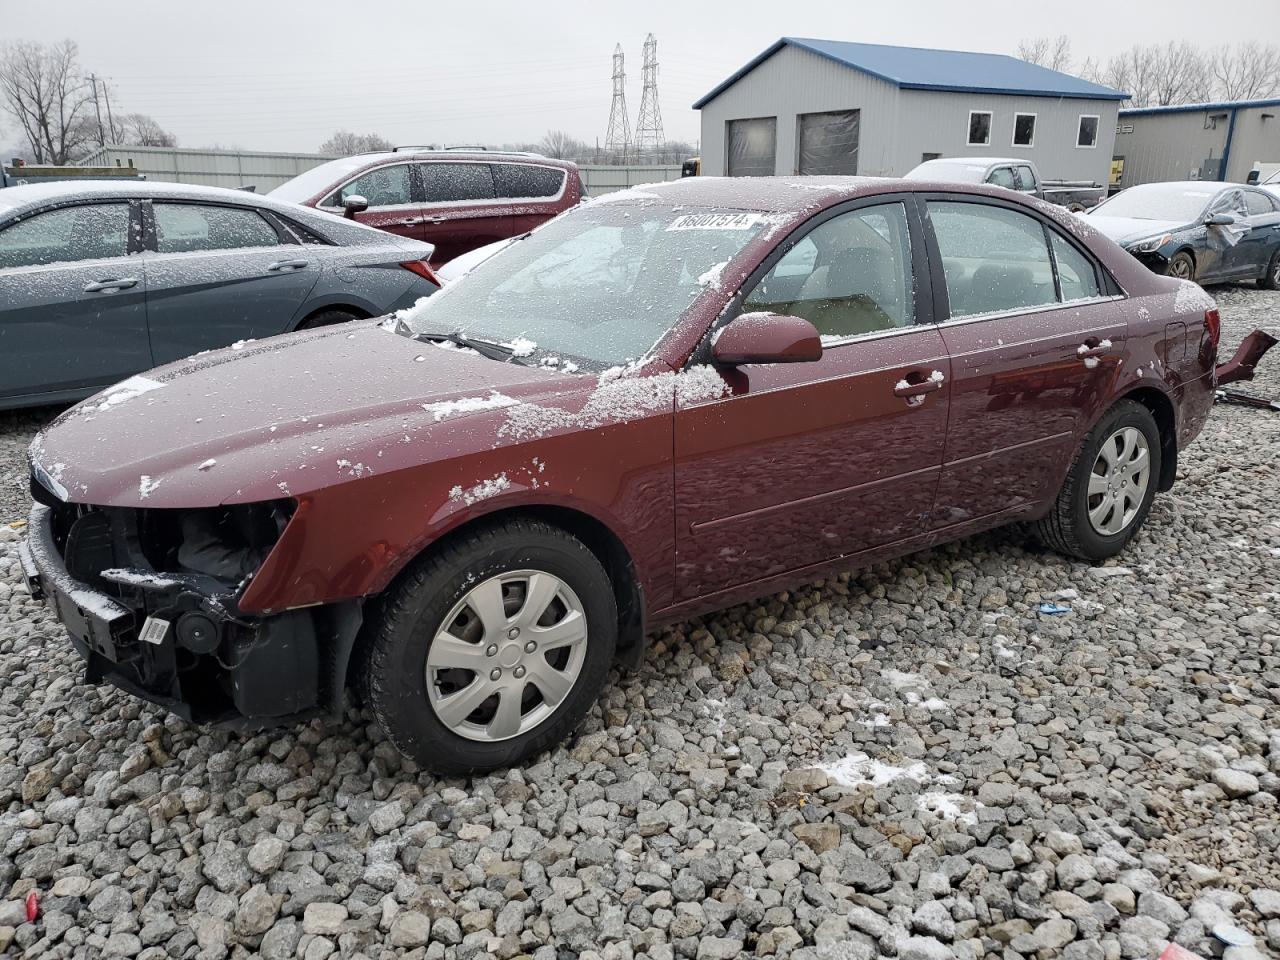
[692,37,1128,109]
[1119,98,1280,116]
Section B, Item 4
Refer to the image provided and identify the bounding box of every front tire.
[362,519,616,775]
[297,308,360,330]
[1166,251,1196,282]
[1035,400,1161,561]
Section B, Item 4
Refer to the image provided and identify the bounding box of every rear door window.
[1244,190,1276,216]
[0,203,131,269]
[326,164,413,208]
[492,163,565,199]
[986,167,1017,189]
[1015,165,1038,192]
[1049,232,1101,302]
[421,163,497,203]
[927,201,1058,318]
[153,204,280,253]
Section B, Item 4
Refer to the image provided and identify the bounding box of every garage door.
[797,110,859,176]
[726,117,777,177]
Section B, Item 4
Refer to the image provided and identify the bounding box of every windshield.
[904,160,989,183]
[1091,184,1218,222]
[268,156,377,203]
[400,202,770,366]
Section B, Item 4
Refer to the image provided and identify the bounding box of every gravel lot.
[1,287,1278,960]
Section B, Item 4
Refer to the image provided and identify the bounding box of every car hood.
[1084,215,1189,246]
[29,320,586,508]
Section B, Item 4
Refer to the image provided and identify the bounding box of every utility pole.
[89,74,106,147]
[102,79,117,144]
[604,44,630,165]
[634,34,665,163]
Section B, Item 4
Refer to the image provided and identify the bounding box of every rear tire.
[1165,251,1195,282]
[297,309,360,330]
[362,519,616,775]
[1035,400,1161,561]
[1261,249,1280,290]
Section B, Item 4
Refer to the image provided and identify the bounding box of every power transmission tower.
[604,43,630,164]
[634,34,665,162]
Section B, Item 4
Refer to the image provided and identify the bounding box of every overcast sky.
[4,0,1258,155]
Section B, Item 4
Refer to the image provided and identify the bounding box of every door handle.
[425,216,447,224]
[266,259,310,272]
[397,218,424,227]
[1076,337,1113,360]
[893,370,946,398]
[83,277,138,293]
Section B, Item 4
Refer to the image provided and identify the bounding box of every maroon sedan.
[21,177,1255,774]
[268,149,584,265]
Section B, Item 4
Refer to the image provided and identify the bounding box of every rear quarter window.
[492,163,566,200]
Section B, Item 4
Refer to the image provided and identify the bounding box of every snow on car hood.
[29,320,589,508]
[1083,215,1187,246]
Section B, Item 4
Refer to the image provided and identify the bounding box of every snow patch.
[138,476,162,500]
[101,568,181,589]
[197,459,216,471]
[697,260,729,287]
[505,337,537,358]
[422,391,519,422]
[83,376,163,414]
[1174,279,1215,314]
[450,472,511,506]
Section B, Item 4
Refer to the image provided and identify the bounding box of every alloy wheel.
[1169,257,1192,280]
[426,570,588,742]
[1086,426,1151,536]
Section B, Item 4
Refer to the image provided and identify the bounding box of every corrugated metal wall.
[77,145,334,192]
[75,145,680,196]
[1113,111,1230,187]
[1215,106,1280,182]
[697,44,1119,183]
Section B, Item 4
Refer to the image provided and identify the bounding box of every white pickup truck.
[904,157,1106,211]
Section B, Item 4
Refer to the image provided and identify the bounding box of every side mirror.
[343,195,369,219]
[1205,212,1237,227]
[712,313,823,365]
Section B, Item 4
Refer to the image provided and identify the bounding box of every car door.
[919,195,1125,528]
[320,162,425,241]
[1013,164,1039,198]
[1238,189,1280,276]
[0,200,152,403]
[673,199,950,600]
[141,201,322,364]
[418,162,509,265]
[1204,187,1254,280]
[492,161,569,234]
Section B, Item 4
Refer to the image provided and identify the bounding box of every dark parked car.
[1084,181,1280,287]
[22,176,1267,774]
[0,181,439,411]
[269,150,585,265]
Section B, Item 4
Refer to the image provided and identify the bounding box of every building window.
[922,152,942,162]
[796,109,860,175]
[1013,113,1036,147]
[967,111,992,147]
[726,116,777,177]
[1077,115,1100,148]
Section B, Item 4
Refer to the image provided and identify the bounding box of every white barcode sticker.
[138,616,170,646]
[666,212,762,231]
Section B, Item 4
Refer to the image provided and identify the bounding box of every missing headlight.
[177,500,295,582]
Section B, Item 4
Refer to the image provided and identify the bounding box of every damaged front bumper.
[21,500,361,728]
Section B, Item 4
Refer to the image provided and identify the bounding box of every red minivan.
[269,149,585,265]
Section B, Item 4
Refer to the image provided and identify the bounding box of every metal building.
[694,38,1126,185]
[1113,99,1280,188]
[75,145,333,193]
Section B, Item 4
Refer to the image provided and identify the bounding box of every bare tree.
[1211,42,1280,101]
[538,130,586,160]
[111,112,176,148]
[1148,41,1212,106]
[0,39,95,164]
[1016,35,1074,73]
[319,130,393,156]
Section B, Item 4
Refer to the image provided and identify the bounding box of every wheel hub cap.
[425,570,588,742]
[1086,426,1151,536]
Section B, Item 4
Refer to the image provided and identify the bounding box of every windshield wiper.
[412,328,526,365]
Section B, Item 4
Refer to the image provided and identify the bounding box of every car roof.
[0,179,325,218]
[343,149,574,168]
[601,176,909,213]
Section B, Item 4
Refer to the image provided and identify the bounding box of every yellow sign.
[1110,158,1125,186]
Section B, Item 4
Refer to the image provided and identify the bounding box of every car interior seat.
[793,244,899,337]
[966,263,1039,316]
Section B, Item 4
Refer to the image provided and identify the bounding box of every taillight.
[401,260,440,286]
[1204,308,1221,351]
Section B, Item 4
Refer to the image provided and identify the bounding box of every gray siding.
[896,90,1117,184]
[77,145,333,192]
[1224,106,1280,182]
[698,45,901,177]
[1114,111,1230,187]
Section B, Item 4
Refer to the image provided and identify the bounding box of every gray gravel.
[1,286,1279,959]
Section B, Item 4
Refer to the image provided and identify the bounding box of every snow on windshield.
[1093,184,1218,222]
[268,156,375,203]
[395,202,768,366]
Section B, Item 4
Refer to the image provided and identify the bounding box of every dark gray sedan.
[1084,181,1280,287]
[0,181,438,410]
